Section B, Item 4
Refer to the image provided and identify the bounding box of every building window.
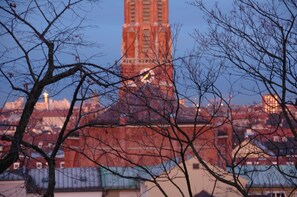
[157,0,163,23]
[48,143,53,148]
[130,0,135,23]
[281,137,287,142]
[143,0,150,23]
[262,94,279,113]
[193,163,200,169]
[38,142,43,149]
[13,162,20,169]
[271,192,285,197]
[60,162,65,168]
[273,136,280,142]
[36,162,42,169]
[143,29,150,52]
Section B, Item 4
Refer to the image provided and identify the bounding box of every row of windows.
[246,161,296,165]
[143,0,150,22]
[270,192,285,197]
[13,161,65,169]
[130,0,135,23]
[37,142,55,149]
[157,0,163,23]
[273,136,287,142]
[130,0,163,23]
[142,29,168,52]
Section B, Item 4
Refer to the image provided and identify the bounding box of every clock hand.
[143,72,150,79]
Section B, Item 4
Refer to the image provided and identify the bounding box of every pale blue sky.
[0,1,209,106]
[2,0,256,106]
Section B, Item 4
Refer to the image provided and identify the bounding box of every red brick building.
[65,87,220,167]
[64,0,229,168]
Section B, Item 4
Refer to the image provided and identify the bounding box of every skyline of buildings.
[0,1,296,196]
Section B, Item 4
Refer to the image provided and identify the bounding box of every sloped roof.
[262,137,297,156]
[232,138,275,158]
[100,167,140,190]
[237,137,297,157]
[250,139,275,156]
[0,169,25,181]
[29,167,101,192]
[232,137,297,158]
[92,84,206,126]
[100,157,181,190]
[233,165,297,188]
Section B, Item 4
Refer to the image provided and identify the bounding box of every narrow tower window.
[158,0,163,23]
[143,29,150,52]
[130,0,135,23]
[143,0,150,23]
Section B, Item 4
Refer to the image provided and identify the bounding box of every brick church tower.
[65,0,221,169]
[120,0,173,97]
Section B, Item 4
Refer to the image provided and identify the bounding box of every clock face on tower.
[140,68,155,83]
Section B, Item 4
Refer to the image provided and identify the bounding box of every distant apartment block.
[4,97,24,111]
[3,91,70,111]
[262,94,280,114]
